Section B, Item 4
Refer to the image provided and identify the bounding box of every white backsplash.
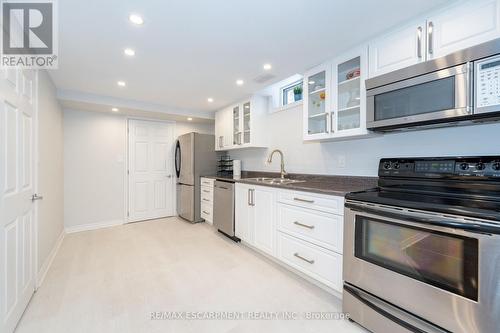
[229,104,500,177]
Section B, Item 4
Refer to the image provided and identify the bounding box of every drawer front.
[277,190,344,215]
[277,232,342,292]
[200,178,215,187]
[201,202,213,223]
[277,204,343,253]
[201,187,213,203]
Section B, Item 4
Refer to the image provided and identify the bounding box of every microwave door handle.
[428,21,434,55]
[417,26,423,59]
[345,202,500,235]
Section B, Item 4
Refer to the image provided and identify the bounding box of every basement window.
[281,80,303,106]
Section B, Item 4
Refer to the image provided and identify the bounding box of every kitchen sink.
[246,177,305,185]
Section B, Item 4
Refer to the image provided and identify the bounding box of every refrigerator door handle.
[175,140,181,178]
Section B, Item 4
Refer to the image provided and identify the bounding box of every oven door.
[343,201,500,333]
[366,63,472,130]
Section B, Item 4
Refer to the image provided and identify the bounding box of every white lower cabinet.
[235,183,344,294]
[235,183,254,243]
[277,204,343,254]
[253,187,275,255]
[276,232,343,293]
[235,183,275,256]
[200,177,214,224]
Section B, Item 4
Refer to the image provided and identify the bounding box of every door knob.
[32,194,43,201]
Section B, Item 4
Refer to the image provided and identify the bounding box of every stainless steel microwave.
[366,38,500,131]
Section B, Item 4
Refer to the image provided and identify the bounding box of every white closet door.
[0,68,37,333]
[128,120,174,222]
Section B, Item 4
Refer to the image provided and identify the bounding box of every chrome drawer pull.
[203,190,210,193]
[293,221,315,229]
[294,253,315,264]
[203,182,210,185]
[293,197,314,203]
[202,210,210,215]
[202,198,210,202]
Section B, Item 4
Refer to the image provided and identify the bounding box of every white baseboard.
[37,230,65,288]
[64,219,124,234]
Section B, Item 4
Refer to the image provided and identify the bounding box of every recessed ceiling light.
[129,14,144,25]
[236,79,244,86]
[124,48,135,56]
[263,63,272,70]
[111,107,119,112]
[117,80,126,87]
[207,98,214,103]
[187,117,193,121]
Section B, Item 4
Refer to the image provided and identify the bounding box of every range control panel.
[379,157,500,178]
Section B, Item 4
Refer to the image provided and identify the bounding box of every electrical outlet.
[337,155,346,168]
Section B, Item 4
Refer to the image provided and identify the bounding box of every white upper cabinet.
[303,63,332,140]
[303,45,372,141]
[369,20,426,77]
[215,95,268,151]
[427,0,500,59]
[369,0,500,77]
[215,106,232,150]
[331,45,370,138]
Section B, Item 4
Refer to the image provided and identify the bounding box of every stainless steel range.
[343,157,500,333]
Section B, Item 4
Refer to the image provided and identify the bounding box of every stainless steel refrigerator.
[175,132,216,222]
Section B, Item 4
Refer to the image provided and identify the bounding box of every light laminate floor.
[16,217,367,333]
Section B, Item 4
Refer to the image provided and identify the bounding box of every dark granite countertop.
[202,171,378,196]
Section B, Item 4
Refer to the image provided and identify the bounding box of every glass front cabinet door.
[233,105,241,145]
[243,101,251,144]
[331,46,370,137]
[303,46,371,141]
[303,63,331,140]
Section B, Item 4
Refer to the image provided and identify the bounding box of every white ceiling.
[50,0,454,117]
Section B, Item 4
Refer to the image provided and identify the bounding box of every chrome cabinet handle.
[294,253,315,264]
[293,221,315,229]
[32,194,43,201]
[428,21,434,55]
[247,189,251,206]
[250,189,255,206]
[417,26,423,58]
[203,189,210,193]
[202,210,210,215]
[293,197,314,204]
[330,111,335,133]
[202,198,210,202]
[166,175,172,178]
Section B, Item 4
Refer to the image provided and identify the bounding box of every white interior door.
[0,68,37,333]
[128,119,174,222]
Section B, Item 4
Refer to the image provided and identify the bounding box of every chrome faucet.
[267,149,288,179]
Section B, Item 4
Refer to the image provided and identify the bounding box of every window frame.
[280,79,303,107]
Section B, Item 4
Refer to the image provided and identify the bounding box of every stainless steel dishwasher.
[213,180,239,241]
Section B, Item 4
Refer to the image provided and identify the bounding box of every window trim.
[280,79,303,107]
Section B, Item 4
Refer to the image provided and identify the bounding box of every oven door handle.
[345,202,500,235]
[344,284,429,333]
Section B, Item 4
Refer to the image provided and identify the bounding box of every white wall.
[230,103,500,177]
[37,71,65,274]
[63,109,214,230]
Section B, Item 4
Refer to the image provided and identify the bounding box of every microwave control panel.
[475,55,500,114]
